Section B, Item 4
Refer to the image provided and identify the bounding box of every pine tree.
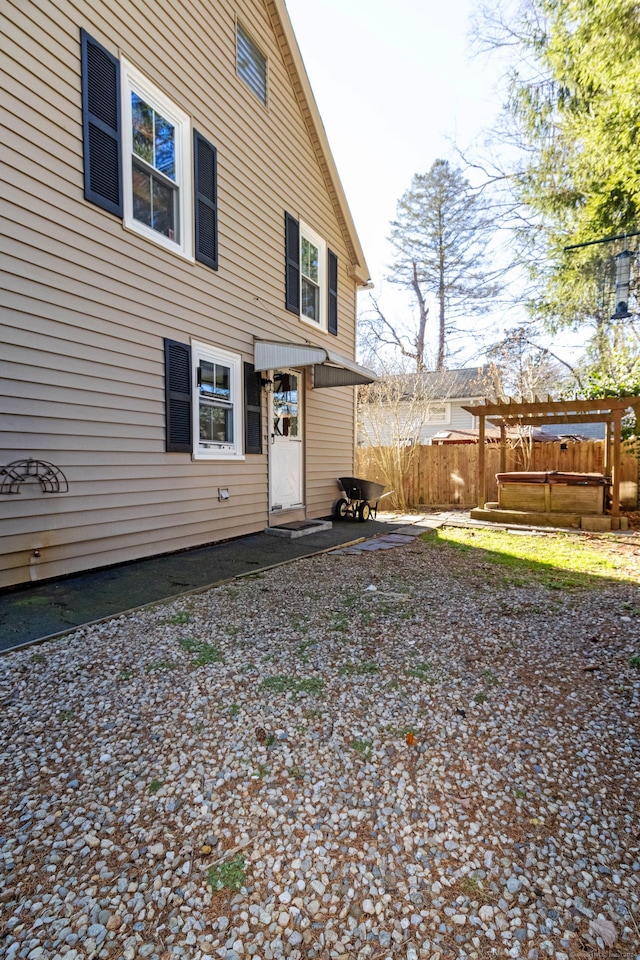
[386,160,500,371]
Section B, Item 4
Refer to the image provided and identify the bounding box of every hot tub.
[496,471,610,515]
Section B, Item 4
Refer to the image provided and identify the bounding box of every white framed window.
[192,341,243,459]
[121,58,193,259]
[300,222,326,328]
[425,402,450,424]
[236,21,267,105]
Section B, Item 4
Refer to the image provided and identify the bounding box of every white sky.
[284,0,507,364]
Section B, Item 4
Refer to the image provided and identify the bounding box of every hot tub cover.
[496,471,609,486]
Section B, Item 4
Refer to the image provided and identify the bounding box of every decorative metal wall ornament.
[0,459,69,495]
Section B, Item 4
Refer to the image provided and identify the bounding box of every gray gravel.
[1,524,640,960]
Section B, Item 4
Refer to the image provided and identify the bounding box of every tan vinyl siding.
[0,0,362,587]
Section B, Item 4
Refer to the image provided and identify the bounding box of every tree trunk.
[411,261,429,372]
[437,236,446,370]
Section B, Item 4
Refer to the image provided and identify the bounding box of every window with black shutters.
[285,213,338,335]
[81,30,218,270]
[194,131,218,270]
[164,339,192,452]
[81,29,122,217]
[121,57,192,258]
[244,363,263,454]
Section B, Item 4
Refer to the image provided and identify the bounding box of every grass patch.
[421,527,636,589]
[339,660,379,676]
[393,725,419,737]
[146,660,179,673]
[630,654,640,669]
[352,738,373,759]
[474,692,488,704]
[164,611,191,625]
[206,854,246,892]
[461,873,482,893]
[405,662,435,683]
[253,763,270,779]
[260,675,324,696]
[330,612,350,633]
[288,765,305,780]
[118,668,133,681]
[228,703,241,717]
[149,779,162,794]
[482,668,500,686]
[296,640,316,661]
[178,638,223,666]
[302,708,324,720]
[30,653,46,664]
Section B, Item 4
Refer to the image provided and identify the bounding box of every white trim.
[253,340,376,386]
[121,57,193,260]
[300,221,326,330]
[192,340,243,460]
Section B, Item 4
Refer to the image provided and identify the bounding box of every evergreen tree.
[476,0,640,352]
[362,160,500,372]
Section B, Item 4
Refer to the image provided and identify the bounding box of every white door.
[269,370,303,511]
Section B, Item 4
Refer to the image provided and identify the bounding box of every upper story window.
[121,59,193,258]
[301,227,325,325]
[285,213,338,335]
[236,22,267,105]
[81,31,218,269]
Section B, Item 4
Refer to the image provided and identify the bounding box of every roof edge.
[267,0,371,285]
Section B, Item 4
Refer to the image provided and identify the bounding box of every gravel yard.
[1,525,640,960]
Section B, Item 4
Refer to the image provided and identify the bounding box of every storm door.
[269,370,303,511]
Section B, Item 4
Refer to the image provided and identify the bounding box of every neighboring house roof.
[430,426,599,444]
[536,423,606,440]
[431,427,503,444]
[413,366,492,400]
[267,0,370,285]
[362,366,491,402]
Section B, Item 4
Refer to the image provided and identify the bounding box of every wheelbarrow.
[334,477,391,522]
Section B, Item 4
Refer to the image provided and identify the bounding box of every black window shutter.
[285,212,300,313]
[80,29,122,217]
[244,362,262,454]
[328,249,338,336]
[194,130,218,270]
[164,339,192,453]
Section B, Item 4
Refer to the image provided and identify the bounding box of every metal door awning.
[254,340,377,388]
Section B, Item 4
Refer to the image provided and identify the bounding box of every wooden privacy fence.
[355,440,639,510]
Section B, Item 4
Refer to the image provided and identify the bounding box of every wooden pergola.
[461,395,639,523]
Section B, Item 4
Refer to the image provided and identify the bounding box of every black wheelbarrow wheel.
[357,502,371,522]
[334,498,350,520]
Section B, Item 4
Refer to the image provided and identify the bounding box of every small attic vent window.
[237,22,267,105]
